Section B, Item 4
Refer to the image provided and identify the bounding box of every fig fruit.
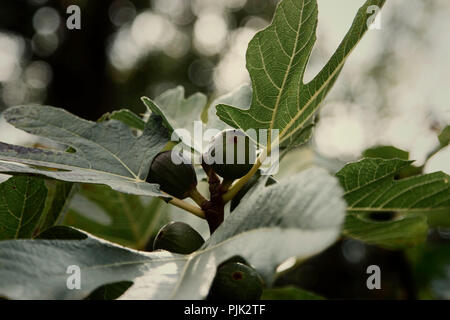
[208,262,264,300]
[153,221,205,254]
[203,129,256,180]
[147,150,197,199]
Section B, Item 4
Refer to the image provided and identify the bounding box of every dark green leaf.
[362,146,409,160]
[438,126,450,148]
[64,184,167,249]
[409,243,450,299]
[361,145,423,179]
[337,159,450,213]
[337,158,450,248]
[343,213,428,250]
[36,225,88,240]
[37,180,75,233]
[0,176,47,240]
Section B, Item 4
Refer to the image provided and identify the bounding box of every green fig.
[203,129,257,180]
[153,221,205,254]
[147,150,197,199]
[208,262,264,301]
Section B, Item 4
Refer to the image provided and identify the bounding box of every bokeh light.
[193,12,228,56]
[32,7,61,35]
[0,33,24,83]
[0,0,449,174]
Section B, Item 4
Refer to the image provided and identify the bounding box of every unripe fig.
[147,150,197,199]
[208,262,264,301]
[203,129,256,180]
[153,221,205,254]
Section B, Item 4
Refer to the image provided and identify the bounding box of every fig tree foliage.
[0,0,448,300]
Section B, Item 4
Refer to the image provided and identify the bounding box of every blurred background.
[0,0,449,173]
[0,0,449,299]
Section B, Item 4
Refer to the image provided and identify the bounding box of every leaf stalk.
[167,196,205,219]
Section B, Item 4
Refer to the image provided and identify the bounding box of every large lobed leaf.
[337,158,450,213]
[216,0,386,149]
[0,106,170,197]
[337,158,450,249]
[0,168,345,300]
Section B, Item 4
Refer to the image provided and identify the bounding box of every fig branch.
[167,196,205,219]
[200,129,262,232]
[221,157,262,203]
[221,120,315,202]
[188,188,208,207]
[200,162,225,233]
[222,135,275,203]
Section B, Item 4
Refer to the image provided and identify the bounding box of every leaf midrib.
[0,158,144,183]
[268,0,306,139]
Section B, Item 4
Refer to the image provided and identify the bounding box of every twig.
[167,196,205,219]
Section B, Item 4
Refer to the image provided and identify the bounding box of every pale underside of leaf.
[142,86,207,153]
[0,168,345,300]
[0,106,170,197]
[100,109,146,131]
[207,84,252,132]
